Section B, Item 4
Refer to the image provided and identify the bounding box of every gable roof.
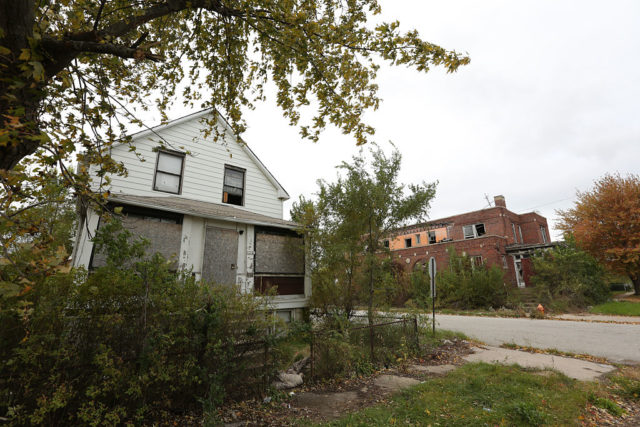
[126,109,290,201]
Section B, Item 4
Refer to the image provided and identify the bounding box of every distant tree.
[436,247,507,309]
[292,144,436,322]
[558,173,640,295]
[531,235,609,308]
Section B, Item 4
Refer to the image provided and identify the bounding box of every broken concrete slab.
[373,374,421,392]
[464,346,616,381]
[409,364,456,375]
[293,391,359,419]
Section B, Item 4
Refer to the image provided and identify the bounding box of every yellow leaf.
[424,409,431,415]
[18,48,31,61]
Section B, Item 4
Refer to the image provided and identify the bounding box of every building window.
[415,234,421,244]
[383,239,389,248]
[540,226,547,243]
[428,231,436,244]
[518,225,524,243]
[223,165,245,206]
[502,255,508,269]
[463,223,486,239]
[405,238,412,248]
[153,150,184,194]
[512,223,518,243]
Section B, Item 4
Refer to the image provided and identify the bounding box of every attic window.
[463,223,486,239]
[153,150,184,194]
[223,165,245,206]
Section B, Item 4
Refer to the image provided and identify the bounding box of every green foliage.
[531,235,610,309]
[435,247,507,309]
[311,316,420,379]
[327,363,592,426]
[291,144,436,319]
[0,218,278,425]
[590,301,640,316]
[588,393,625,416]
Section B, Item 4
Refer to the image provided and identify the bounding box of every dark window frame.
[222,164,246,206]
[152,149,185,195]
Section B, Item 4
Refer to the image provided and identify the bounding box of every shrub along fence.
[310,315,420,379]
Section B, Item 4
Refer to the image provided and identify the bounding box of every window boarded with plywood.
[90,207,183,269]
[201,226,239,285]
[255,227,304,274]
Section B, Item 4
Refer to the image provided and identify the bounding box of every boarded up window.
[202,226,239,285]
[91,207,182,269]
[255,228,304,274]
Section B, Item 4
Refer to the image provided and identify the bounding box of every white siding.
[92,114,285,219]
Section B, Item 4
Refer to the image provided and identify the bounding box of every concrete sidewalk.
[552,313,640,324]
[464,346,616,381]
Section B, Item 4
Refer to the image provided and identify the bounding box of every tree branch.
[41,38,163,62]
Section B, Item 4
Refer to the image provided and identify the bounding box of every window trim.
[222,164,246,206]
[540,225,548,243]
[463,223,486,239]
[152,149,185,195]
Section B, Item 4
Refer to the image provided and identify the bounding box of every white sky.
[169,1,640,239]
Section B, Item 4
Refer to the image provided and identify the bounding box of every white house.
[71,109,310,320]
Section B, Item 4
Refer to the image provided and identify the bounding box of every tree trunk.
[631,275,640,296]
[0,0,45,171]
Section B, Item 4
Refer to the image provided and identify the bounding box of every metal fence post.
[413,316,419,351]
[310,331,315,379]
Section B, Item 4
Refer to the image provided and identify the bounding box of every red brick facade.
[388,196,553,287]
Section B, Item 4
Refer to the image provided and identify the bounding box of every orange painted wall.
[388,227,448,250]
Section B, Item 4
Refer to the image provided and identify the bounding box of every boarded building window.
[254,227,305,295]
[255,228,304,274]
[154,150,184,194]
[223,165,245,206]
[91,205,183,269]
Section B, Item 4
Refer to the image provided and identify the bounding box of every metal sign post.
[429,257,436,336]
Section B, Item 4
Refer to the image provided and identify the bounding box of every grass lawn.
[323,363,598,426]
[590,301,640,316]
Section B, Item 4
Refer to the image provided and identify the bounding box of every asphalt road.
[435,314,640,364]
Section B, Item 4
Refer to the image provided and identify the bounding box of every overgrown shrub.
[0,219,278,425]
[436,247,507,309]
[531,236,610,309]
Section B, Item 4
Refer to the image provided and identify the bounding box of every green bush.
[0,219,278,425]
[436,248,507,309]
[531,236,610,309]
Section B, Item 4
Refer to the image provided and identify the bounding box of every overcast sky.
[171,1,640,239]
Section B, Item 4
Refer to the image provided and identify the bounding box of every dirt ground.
[218,338,473,426]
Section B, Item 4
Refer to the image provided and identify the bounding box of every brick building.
[386,195,555,287]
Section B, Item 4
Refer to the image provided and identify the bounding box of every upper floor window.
[415,234,421,244]
[405,238,412,248]
[540,226,548,243]
[512,223,518,243]
[223,165,245,206]
[154,150,184,194]
[463,223,486,239]
[383,239,390,248]
[518,225,524,243]
[428,230,437,244]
